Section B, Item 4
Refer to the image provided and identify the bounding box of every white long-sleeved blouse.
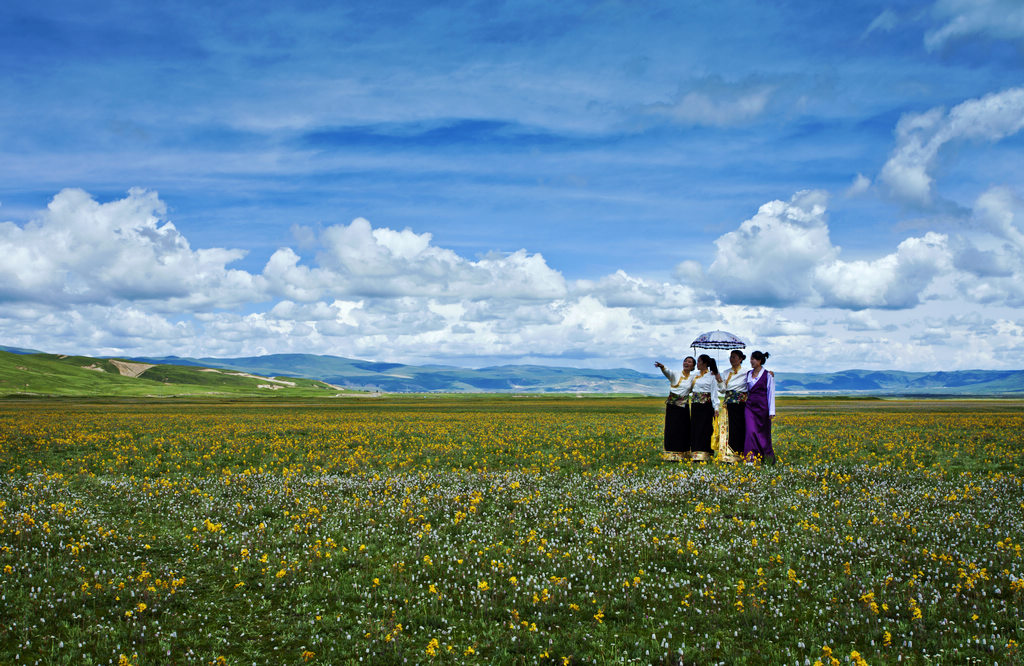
[691,370,720,406]
[745,369,775,417]
[661,367,694,397]
[718,365,748,393]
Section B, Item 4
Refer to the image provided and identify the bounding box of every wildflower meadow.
[1,397,1022,665]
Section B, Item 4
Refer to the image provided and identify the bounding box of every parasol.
[690,330,746,351]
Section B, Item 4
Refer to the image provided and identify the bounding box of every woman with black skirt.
[655,356,696,460]
[689,354,721,462]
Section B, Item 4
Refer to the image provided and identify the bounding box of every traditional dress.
[743,368,776,463]
[688,370,719,462]
[659,367,694,458]
[716,364,747,463]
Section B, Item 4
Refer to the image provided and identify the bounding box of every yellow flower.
[275,569,286,578]
[301,650,315,662]
[477,580,489,591]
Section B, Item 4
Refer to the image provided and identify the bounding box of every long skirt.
[726,403,746,457]
[690,402,715,457]
[663,402,691,452]
[744,400,774,461]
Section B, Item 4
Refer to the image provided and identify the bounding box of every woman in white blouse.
[654,356,696,457]
[689,354,721,461]
[717,349,748,462]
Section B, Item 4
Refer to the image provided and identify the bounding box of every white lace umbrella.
[690,330,746,351]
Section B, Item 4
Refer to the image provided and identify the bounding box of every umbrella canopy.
[690,330,746,350]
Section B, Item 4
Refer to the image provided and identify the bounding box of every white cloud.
[864,9,899,37]
[648,78,775,127]
[814,232,952,309]
[707,190,951,310]
[845,173,871,197]
[0,188,262,309]
[708,189,836,306]
[576,270,697,308]
[949,186,1024,304]
[879,88,1024,206]
[972,186,1024,247]
[310,217,568,301]
[925,0,1024,51]
[3,185,1024,372]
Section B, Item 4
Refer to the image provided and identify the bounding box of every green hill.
[0,351,355,398]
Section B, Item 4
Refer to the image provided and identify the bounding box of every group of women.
[654,349,776,464]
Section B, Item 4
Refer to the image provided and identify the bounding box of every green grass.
[1,397,1022,665]
[0,351,355,398]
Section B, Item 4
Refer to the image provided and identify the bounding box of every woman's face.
[683,357,696,372]
[750,356,762,370]
[696,357,707,372]
[730,351,741,366]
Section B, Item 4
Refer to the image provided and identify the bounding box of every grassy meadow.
[1,396,1022,665]
[0,351,350,398]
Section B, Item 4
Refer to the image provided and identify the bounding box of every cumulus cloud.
[813,232,952,309]
[949,186,1024,304]
[708,190,836,306]
[575,270,697,309]
[4,185,1023,371]
[707,190,951,309]
[0,188,262,309]
[925,0,1024,51]
[288,217,570,301]
[879,87,1024,206]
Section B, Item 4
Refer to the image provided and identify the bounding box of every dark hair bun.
[763,352,770,360]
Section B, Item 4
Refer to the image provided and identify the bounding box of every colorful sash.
[723,389,747,404]
[666,394,689,408]
[692,392,712,404]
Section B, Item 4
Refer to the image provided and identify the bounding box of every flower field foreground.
[1,397,1022,665]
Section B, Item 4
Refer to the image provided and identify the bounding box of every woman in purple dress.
[743,351,776,464]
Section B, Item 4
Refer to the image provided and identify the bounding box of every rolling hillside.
[0,351,351,398]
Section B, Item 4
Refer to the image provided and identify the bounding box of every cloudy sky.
[3,0,1024,372]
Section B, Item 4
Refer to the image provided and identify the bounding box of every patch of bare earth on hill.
[109,360,156,378]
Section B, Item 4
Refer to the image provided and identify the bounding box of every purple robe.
[743,371,774,459]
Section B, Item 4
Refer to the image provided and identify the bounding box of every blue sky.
[3,0,1024,372]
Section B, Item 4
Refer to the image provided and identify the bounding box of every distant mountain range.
[3,346,1023,396]
[121,353,661,394]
